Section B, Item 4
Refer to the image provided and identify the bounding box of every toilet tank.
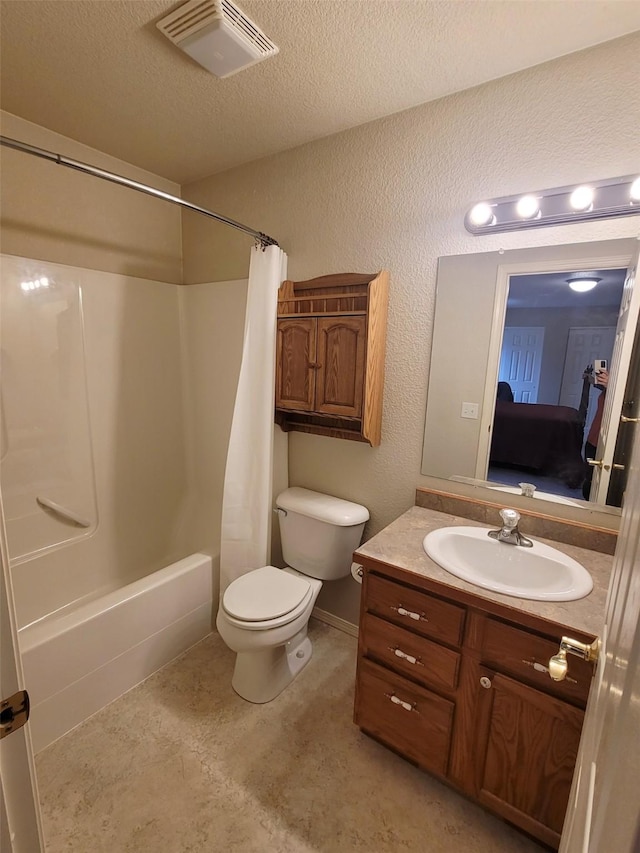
[275,487,369,580]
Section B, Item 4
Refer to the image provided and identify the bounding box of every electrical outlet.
[461,402,479,419]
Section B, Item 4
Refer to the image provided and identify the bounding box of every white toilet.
[216,487,369,703]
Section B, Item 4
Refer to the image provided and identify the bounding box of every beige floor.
[36,621,544,852]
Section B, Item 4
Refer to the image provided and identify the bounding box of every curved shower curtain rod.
[0,135,279,249]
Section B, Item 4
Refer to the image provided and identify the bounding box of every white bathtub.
[19,553,213,753]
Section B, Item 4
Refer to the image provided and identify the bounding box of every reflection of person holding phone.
[582,368,609,500]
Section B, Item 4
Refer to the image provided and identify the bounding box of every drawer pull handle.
[392,605,427,622]
[391,647,423,666]
[385,692,416,713]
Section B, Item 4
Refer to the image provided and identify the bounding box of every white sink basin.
[423,526,593,601]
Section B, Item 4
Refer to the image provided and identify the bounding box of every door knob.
[548,636,600,682]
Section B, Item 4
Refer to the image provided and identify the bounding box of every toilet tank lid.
[276,487,369,526]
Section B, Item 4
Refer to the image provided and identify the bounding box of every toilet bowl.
[216,566,322,703]
[216,487,369,704]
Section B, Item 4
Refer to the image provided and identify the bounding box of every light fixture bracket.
[465,174,640,235]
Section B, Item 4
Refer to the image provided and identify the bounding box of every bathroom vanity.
[353,506,612,849]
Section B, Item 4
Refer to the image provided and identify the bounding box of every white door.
[499,327,545,402]
[0,491,44,852]
[591,249,640,503]
[558,327,616,433]
[560,414,640,853]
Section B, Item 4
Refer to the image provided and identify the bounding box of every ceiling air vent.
[157,0,278,78]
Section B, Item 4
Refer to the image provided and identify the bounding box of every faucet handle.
[499,508,520,529]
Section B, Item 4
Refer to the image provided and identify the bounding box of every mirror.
[421,237,639,513]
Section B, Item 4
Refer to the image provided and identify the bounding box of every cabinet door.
[476,669,584,849]
[315,316,366,417]
[276,318,316,411]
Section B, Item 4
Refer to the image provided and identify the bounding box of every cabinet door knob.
[479,676,492,689]
[307,362,322,369]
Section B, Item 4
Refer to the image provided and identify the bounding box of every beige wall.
[182,34,640,623]
[0,112,183,284]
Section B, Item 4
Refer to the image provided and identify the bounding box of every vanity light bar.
[465,174,640,235]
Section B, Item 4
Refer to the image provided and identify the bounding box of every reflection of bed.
[489,401,584,486]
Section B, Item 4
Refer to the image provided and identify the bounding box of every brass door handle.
[587,459,609,470]
[548,636,600,682]
[621,415,640,423]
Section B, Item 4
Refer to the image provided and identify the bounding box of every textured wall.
[181,35,640,624]
[0,112,183,283]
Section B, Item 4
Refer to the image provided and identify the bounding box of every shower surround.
[1,255,248,748]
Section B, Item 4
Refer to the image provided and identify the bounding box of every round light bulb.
[568,277,600,293]
[569,185,594,211]
[516,195,539,219]
[468,203,494,227]
[630,177,640,202]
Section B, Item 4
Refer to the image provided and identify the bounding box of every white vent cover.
[157,0,278,78]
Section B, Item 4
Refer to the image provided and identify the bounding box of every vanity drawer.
[362,613,460,692]
[355,658,454,776]
[481,618,594,707]
[367,573,465,647]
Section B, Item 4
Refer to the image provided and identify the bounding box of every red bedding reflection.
[489,401,584,486]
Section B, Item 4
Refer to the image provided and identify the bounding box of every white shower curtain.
[219,244,288,593]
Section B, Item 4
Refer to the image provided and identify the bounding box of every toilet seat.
[222,566,313,630]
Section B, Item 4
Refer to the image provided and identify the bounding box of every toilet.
[216,487,369,703]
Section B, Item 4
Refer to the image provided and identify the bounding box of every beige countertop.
[355,506,613,638]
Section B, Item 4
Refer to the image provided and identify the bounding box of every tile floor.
[36,622,544,852]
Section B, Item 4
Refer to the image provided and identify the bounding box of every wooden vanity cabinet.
[354,559,596,849]
[275,271,388,446]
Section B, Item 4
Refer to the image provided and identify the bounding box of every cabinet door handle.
[390,647,423,666]
[307,362,322,369]
[391,605,428,622]
[385,692,416,713]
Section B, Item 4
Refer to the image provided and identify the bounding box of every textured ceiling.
[1,0,640,184]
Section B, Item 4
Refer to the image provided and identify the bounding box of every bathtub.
[19,553,213,753]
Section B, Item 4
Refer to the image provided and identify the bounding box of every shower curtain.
[219,244,288,593]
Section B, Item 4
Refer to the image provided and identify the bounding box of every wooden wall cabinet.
[275,271,388,446]
[354,559,595,849]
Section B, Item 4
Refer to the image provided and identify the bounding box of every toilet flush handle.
[273,507,287,517]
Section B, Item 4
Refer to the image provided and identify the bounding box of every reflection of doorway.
[499,326,544,402]
[484,266,627,501]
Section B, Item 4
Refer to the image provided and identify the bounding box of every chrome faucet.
[488,508,534,547]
